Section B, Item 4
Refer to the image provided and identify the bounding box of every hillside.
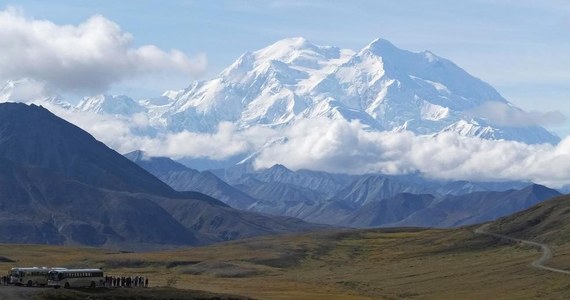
[390,184,561,228]
[0,155,199,246]
[125,150,258,210]
[128,152,556,229]
[1,225,570,299]
[0,103,187,199]
[1,189,569,298]
[0,103,320,248]
[488,194,570,244]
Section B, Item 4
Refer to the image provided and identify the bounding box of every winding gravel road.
[475,223,570,275]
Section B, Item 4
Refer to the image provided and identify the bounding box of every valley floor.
[0,285,250,300]
[1,228,570,299]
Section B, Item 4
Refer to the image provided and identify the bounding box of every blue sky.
[1,0,569,134]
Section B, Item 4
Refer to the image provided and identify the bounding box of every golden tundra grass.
[1,228,570,299]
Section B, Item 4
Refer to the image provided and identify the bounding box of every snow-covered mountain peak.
[0,79,72,109]
[141,95,175,106]
[257,36,314,55]
[222,38,354,79]
[422,50,440,63]
[213,38,356,93]
[253,37,343,66]
[440,117,559,144]
[1,78,24,90]
[77,94,146,116]
[363,38,401,55]
[149,38,559,143]
[34,37,559,145]
[359,39,449,79]
[1,79,42,102]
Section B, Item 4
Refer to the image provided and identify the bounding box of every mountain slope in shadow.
[0,103,320,248]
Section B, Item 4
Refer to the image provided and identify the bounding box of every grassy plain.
[1,227,569,299]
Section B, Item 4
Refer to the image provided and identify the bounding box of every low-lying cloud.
[472,101,566,127]
[254,118,570,188]
[48,104,277,161]
[44,103,570,188]
[0,7,207,92]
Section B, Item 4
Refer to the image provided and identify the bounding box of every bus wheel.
[64,282,70,289]
[53,286,60,289]
[26,280,32,287]
[90,281,96,288]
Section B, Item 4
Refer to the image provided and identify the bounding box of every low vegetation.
[1,225,570,299]
[34,287,251,300]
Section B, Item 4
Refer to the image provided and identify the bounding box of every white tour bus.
[9,267,65,286]
[47,268,104,289]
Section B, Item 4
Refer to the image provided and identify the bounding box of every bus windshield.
[9,270,22,277]
[48,271,63,281]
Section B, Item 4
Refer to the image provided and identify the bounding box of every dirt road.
[475,223,570,275]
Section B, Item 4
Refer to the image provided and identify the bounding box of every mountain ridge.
[125,150,259,210]
[152,37,558,144]
[0,103,216,202]
[127,152,557,229]
[0,103,321,248]
[2,37,559,145]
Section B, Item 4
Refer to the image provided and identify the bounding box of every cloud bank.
[0,7,206,92]
[471,101,566,127]
[254,118,570,188]
[43,103,570,188]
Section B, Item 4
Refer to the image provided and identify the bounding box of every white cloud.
[470,101,566,127]
[253,118,570,188]
[0,79,50,102]
[45,103,277,161]
[136,122,277,160]
[42,103,570,188]
[0,7,206,92]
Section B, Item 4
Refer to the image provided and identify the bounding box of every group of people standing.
[104,275,148,288]
[0,276,8,285]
